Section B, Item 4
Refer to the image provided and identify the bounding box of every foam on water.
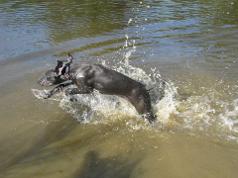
[32,89,50,99]
[59,91,139,124]
[174,92,238,141]
[219,99,238,134]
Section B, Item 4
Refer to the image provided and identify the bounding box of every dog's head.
[38,54,73,86]
[37,69,63,86]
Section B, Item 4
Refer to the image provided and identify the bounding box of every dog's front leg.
[65,85,93,95]
[65,86,93,102]
[43,81,74,99]
[65,88,81,96]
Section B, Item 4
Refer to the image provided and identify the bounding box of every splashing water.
[32,34,238,143]
[172,92,238,141]
[32,89,50,99]
[32,34,177,127]
[60,36,176,125]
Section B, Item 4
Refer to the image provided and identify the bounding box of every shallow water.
[1,0,238,177]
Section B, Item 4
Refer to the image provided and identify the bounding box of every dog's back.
[70,63,144,95]
[69,63,155,122]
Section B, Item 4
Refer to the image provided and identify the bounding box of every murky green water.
[1,0,238,177]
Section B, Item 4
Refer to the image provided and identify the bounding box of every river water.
[1,0,238,177]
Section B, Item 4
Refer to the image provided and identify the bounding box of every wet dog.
[38,54,156,123]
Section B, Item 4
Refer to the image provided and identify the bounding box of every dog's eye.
[46,76,54,81]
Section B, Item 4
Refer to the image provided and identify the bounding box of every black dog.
[38,54,156,123]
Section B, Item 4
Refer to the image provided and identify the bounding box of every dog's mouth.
[38,76,55,86]
[38,70,58,87]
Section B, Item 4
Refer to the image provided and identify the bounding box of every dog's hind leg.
[128,87,156,123]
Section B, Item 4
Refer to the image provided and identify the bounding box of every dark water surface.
[1,0,238,177]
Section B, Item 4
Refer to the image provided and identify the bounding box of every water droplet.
[128,18,132,24]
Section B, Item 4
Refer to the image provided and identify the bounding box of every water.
[1,0,238,177]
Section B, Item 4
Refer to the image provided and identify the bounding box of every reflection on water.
[1,0,238,178]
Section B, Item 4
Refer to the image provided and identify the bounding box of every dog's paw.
[69,97,78,102]
[32,89,51,99]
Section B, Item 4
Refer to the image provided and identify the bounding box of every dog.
[38,54,157,123]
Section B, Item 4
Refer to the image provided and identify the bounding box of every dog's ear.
[67,53,73,63]
[55,60,63,73]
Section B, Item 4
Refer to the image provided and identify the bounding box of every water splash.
[32,33,177,128]
[32,88,61,101]
[31,35,238,143]
[219,100,238,128]
[173,93,238,141]
[59,91,139,124]
[32,89,50,99]
[58,36,176,125]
